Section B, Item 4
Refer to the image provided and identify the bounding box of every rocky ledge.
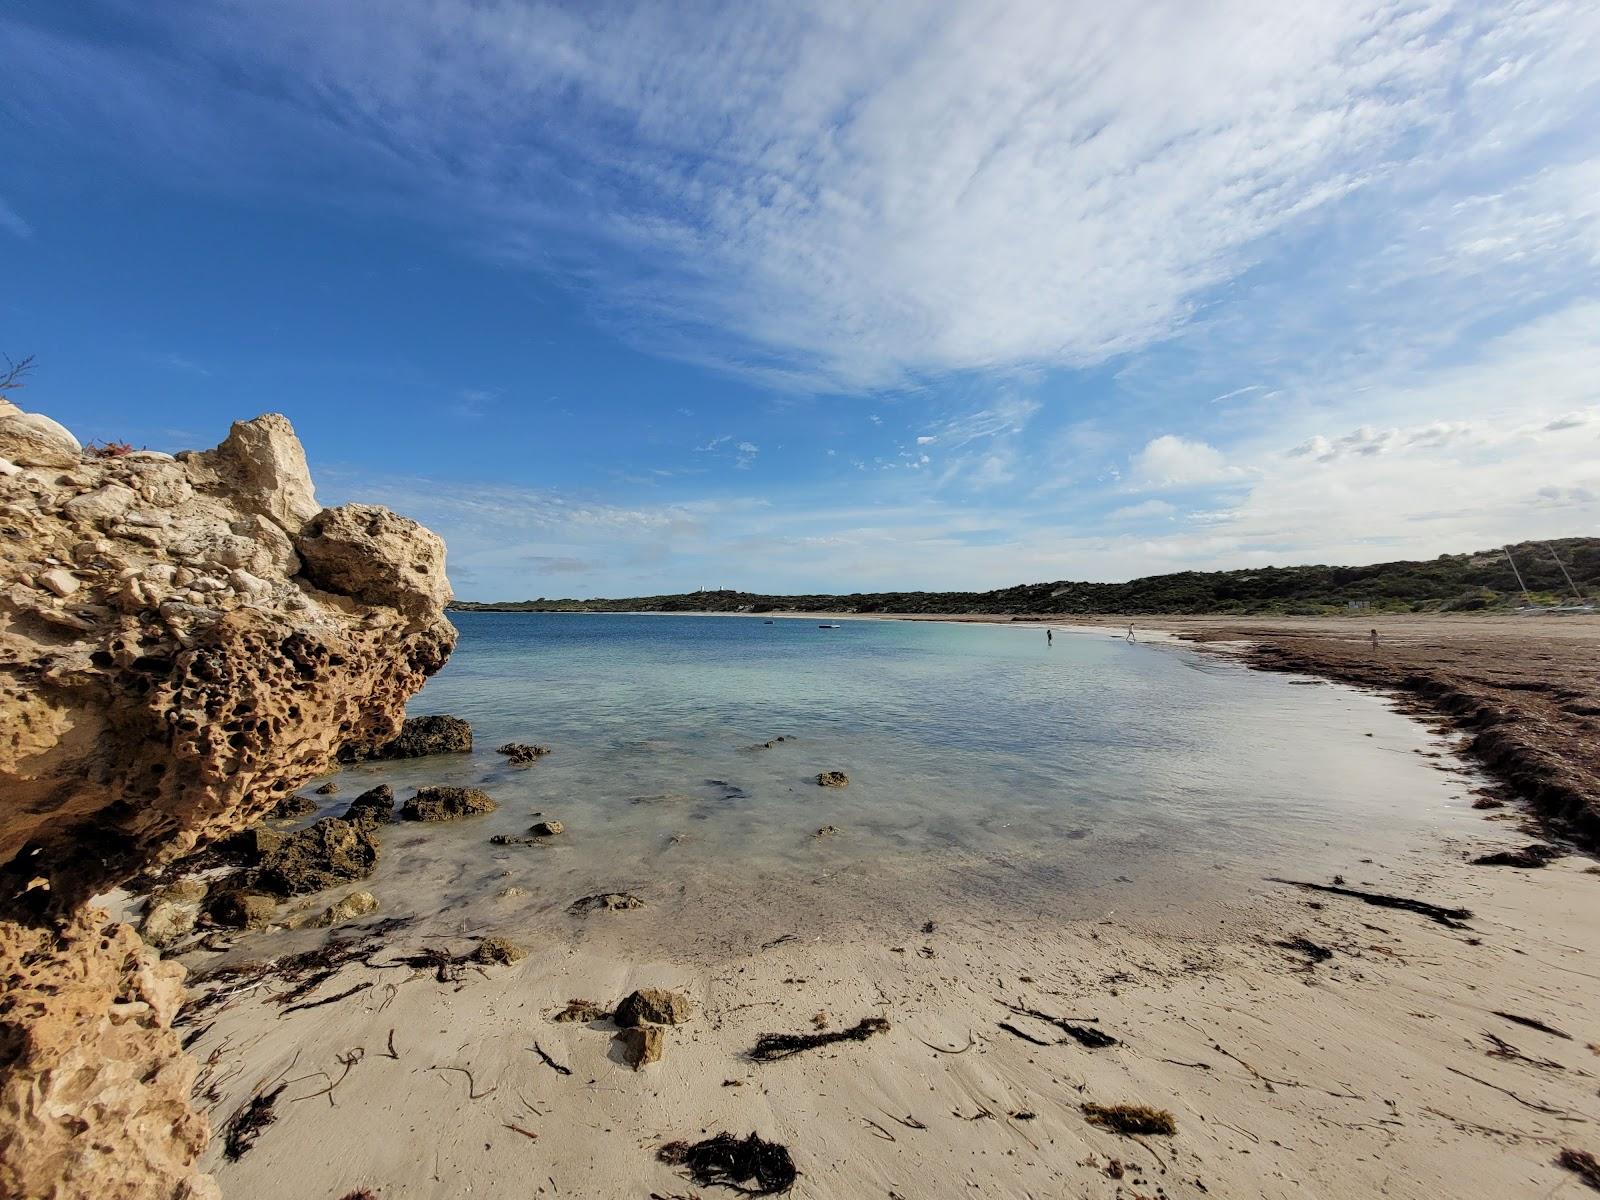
[0,402,455,1200]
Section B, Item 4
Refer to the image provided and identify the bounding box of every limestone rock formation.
[0,403,455,1200]
[614,987,694,1027]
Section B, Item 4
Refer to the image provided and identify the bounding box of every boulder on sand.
[473,935,528,965]
[617,1024,665,1070]
[344,713,472,761]
[254,816,380,896]
[401,786,496,821]
[614,988,694,1027]
[309,890,378,928]
[208,889,278,930]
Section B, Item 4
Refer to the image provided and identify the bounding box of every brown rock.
[254,817,380,896]
[296,503,451,619]
[473,935,528,965]
[497,741,550,765]
[530,819,564,837]
[402,786,496,821]
[342,783,395,827]
[552,999,609,1023]
[270,794,319,820]
[345,713,472,761]
[614,988,693,1027]
[208,889,277,930]
[313,781,339,795]
[309,890,378,928]
[617,1024,665,1070]
[816,770,850,788]
[568,892,645,915]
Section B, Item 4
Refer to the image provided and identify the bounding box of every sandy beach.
[164,615,1600,1200]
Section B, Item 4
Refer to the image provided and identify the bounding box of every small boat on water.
[763,620,775,624]
[817,623,839,629]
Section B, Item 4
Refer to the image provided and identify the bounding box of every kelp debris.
[1267,877,1472,928]
[1558,1148,1600,1192]
[1275,936,1333,964]
[750,1016,889,1062]
[185,915,416,1016]
[1082,1103,1177,1136]
[659,1132,798,1195]
[552,998,611,1023]
[1474,843,1567,868]
[223,1083,286,1161]
[1493,1010,1573,1040]
[1000,1001,1116,1048]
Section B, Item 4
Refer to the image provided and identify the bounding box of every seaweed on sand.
[1558,1148,1600,1192]
[222,1083,286,1161]
[1082,1103,1177,1136]
[999,1001,1117,1047]
[749,1016,889,1061]
[183,915,417,1017]
[1267,877,1472,928]
[658,1132,798,1194]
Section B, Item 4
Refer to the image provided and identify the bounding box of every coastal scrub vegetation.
[451,538,1599,617]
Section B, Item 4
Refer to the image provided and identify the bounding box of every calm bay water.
[291,613,1482,951]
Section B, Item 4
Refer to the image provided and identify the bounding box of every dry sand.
[174,616,1600,1199]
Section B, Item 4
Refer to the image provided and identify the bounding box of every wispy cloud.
[9,2,1596,391]
[0,197,29,239]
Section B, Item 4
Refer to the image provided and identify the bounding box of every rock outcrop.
[401,786,496,821]
[342,711,470,761]
[0,403,455,1200]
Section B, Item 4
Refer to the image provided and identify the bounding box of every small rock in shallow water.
[270,794,319,820]
[615,988,693,1027]
[814,825,840,838]
[310,890,378,928]
[816,770,849,788]
[343,783,395,827]
[313,781,339,795]
[344,713,472,761]
[617,1024,665,1069]
[490,834,543,847]
[568,892,644,915]
[473,935,528,965]
[402,786,496,821]
[529,819,564,837]
[255,817,380,896]
[497,742,551,765]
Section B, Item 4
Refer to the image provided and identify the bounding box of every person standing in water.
[1047,628,1053,647]
[1370,628,1379,650]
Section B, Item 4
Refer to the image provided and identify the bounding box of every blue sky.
[3,1,1597,600]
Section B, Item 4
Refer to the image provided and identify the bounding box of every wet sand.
[164,616,1600,1199]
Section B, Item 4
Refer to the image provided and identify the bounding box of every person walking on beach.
[1370,628,1379,650]
[1047,628,1053,647]
[1126,623,1137,643]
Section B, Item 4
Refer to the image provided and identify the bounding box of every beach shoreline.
[166,612,1600,1199]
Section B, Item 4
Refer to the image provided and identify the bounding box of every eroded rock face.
[0,404,454,1200]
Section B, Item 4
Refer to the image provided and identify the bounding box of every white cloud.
[1128,435,1241,489]
[1110,499,1178,522]
[9,1,1596,390]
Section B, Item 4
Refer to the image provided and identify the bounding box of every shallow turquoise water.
[297,613,1482,950]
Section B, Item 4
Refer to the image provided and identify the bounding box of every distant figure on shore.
[1047,628,1053,646]
[1126,623,1137,643]
[1370,628,1379,650]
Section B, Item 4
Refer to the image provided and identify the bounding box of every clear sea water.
[283,613,1483,954]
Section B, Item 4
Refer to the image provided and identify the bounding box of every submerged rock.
[497,742,551,765]
[402,786,496,821]
[617,1024,665,1070]
[615,988,694,1027]
[345,713,472,761]
[814,825,841,838]
[342,783,395,827]
[473,935,528,965]
[490,834,543,847]
[255,817,380,896]
[568,892,645,915]
[816,771,849,788]
[529,819,564,837]
[313,781,339,795]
